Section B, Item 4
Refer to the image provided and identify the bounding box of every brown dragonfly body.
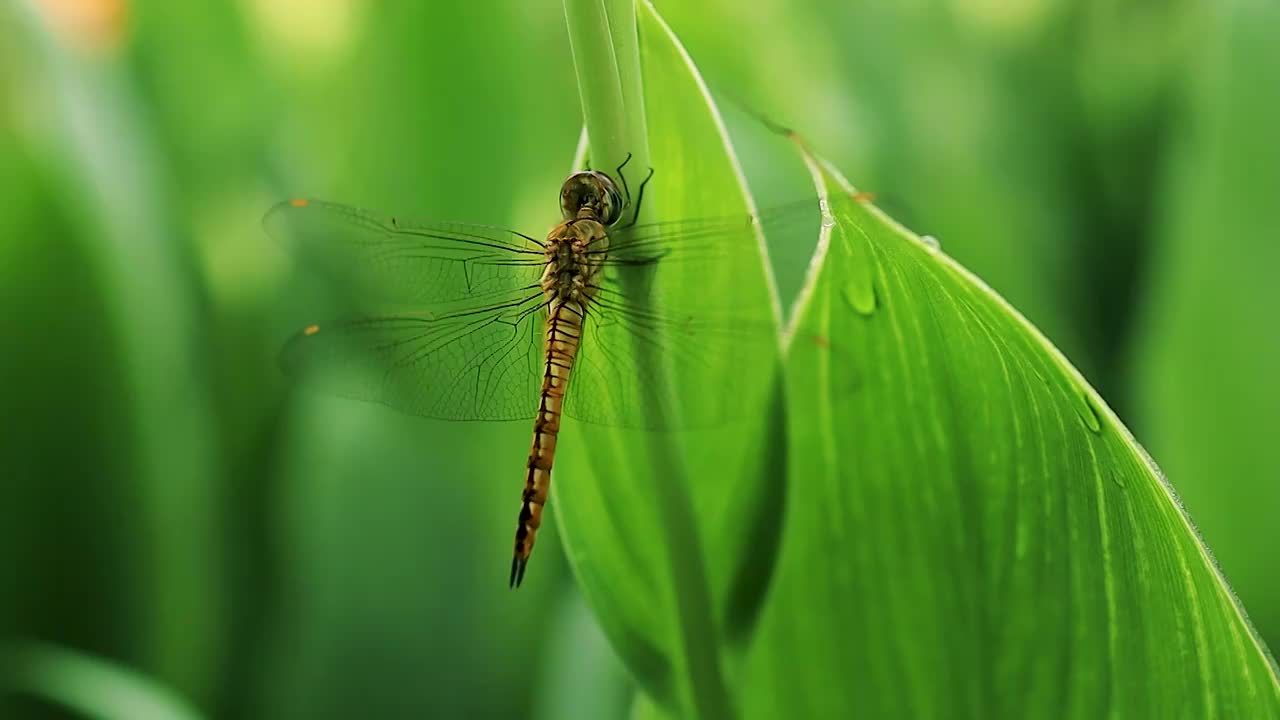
[511,171,623,587]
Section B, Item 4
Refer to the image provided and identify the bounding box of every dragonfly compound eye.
[559,171,623,225]
[598,174,623,226]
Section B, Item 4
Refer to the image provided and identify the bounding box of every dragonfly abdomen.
[510,299,586,588]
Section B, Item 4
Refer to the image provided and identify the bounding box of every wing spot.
[289,198,310,208]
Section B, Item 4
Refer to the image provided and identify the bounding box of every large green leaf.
[558,1,1280,717]
[751,156,1280,717]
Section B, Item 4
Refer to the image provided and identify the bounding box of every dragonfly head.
[559,171,622,225]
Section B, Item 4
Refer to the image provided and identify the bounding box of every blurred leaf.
[744,154,1280,716]
[535,592,633,720]
[1133,0,1280,653]
[2,643,203,720]
[9,0,225,703]
[0,118,145,670]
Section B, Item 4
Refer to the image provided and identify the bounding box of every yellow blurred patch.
[244,0,364,60]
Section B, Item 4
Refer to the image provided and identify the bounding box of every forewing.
[267,199,548,421]
[264,198,546,308]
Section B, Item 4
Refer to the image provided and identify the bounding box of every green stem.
[562,1,733,718]
[563,0,651,217]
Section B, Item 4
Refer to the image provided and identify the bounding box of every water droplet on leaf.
[833,222,877,317]
[842,283,877,316]
[1074,390,1103,434]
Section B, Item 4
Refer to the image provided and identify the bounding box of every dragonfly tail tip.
[509,556,528,589]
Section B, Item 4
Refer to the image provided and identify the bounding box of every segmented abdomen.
[510,299,585,587]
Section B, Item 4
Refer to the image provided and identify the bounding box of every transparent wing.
[264,198,546,308]
[267,196,823,429]
[560,200,821,429]
[565,278,779,429]
[278,300,545,421]
[267,199,546,421]
[586,198,818,268]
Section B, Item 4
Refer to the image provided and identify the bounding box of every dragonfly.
[266,158,805,587]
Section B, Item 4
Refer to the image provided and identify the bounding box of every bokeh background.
[1,0,1276,718]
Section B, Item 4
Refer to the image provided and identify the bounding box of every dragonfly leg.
[614,151,634,199]
[619,164,655,230]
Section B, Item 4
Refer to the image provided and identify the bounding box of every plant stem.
[563,0,651,210]
[561,1,734,718]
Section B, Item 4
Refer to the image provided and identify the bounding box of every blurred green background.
[1,0,1275,718]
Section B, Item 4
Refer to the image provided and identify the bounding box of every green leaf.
[745,151,1280,717]
[1,643,204,720]
[560,0,1280,717]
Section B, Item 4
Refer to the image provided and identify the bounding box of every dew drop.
[842,282,877,316]
[1074,390,1103,434]
[833,222,878,317]
[1109,471,1127,489]
[1031,357,1105,435]
[921,234,940,252]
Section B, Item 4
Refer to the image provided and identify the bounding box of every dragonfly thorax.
[542,218,608,304]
